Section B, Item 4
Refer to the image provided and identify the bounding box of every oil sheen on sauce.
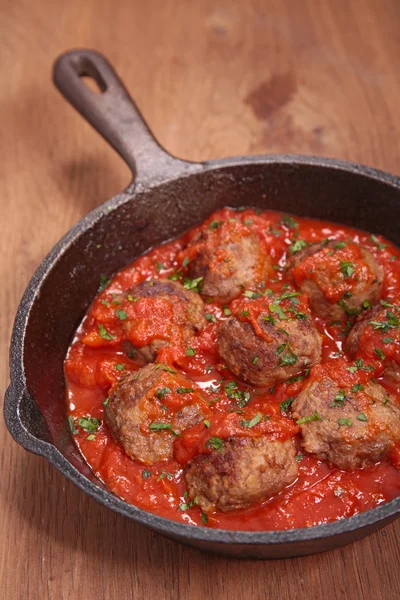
[65,208,400,531]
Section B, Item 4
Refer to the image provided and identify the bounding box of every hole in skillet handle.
[73,57,108,94]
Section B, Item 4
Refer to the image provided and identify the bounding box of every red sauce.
[65,208,400,530]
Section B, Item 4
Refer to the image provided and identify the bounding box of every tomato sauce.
[65,208,400,530]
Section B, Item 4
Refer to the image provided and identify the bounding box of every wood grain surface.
[1,1,400,598]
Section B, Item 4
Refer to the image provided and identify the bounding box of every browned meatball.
[288,241,383,320]
[184,220,272,302]
[122,279,206,363]
[345,304,400,381]
[104,364,209,464]
[292,371,400,470]
[217,295,322,386]
[185,436,298,512]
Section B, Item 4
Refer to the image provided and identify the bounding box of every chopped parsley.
[335,241,347,249]
[356,413,368,422]
[115,364,125,371]
[279,352,298,367]
[340,261,355,279]
[155,364,176,373]
[182,257,190,268]
[252,356,259,364]
[201,513,208,525]
[330,389,346,408]
[382,337,394,344]
[155,261,165,272]
[240,412,262,428]
[203,420,210,428]
[297,411,321,425]
[205,313,217,323]
[337,418,353,427]
[142,470,152,479]
[282,215,298,229]
[209,220,223,229]
[178,496,199,511]
[206,437,224,452]
[78,416,101,434]
[295,453,305,462]
[275,343,286,355]
[289,239,308,255]
[223,306,231,316]
[269,302,287,320]
[149,422,179,436]
[157,471,174,481]
[99,273,111,292]
[176,387,194,394]
[98,323,115,340]
[68,416,79,434]
[103,397,109,407]
[280,397,295,412]
[156,387,171,399]
[186,347,196,357]
[183,277,203,292]
[346,358,374,373]
[223,381,251,407]
[374,348,386,360]
[351,384,364,393]
[115,309,128,320]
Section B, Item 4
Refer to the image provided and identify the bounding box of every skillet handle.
[53,49,195,184]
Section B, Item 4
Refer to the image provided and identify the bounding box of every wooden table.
[1,1,400,598]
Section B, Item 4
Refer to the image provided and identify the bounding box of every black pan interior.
[22,159,400,474]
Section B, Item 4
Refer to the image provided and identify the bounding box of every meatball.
[184,220,272,302]
[292,373,400,470]
[345,303,400,381]
[104,364,208,464]
[217,295,322,386]
[288,241,383,320]
[185,436,298,512]
[122,279,206,363]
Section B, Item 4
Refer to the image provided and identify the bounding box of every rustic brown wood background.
[1,0,400,598]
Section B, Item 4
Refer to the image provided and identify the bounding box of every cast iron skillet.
[4,49,400,559]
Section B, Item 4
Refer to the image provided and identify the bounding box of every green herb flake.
[99,273,111,292]
[178,496,199,511]
[279,352,298,367]
[269,302,287,320]
[295,453,305,462]
[289,239,308,255]
[101,299,110,307]
[206,437,224,452]
[156,387,172,399]
[98,323,115,340]
[149,422,179,436]
[103,397,109,407]
[240,412,262,428]
[183,276,203,292]
[201,513,208,525]
[338,418,353,427]
[86,434,96,441]
[275,343,287,356]
[176,387,194,394]
[157,471,174,481]
[223,306,231,316]
[297,411,321,425]
[335,241,347,249]
[115,309,128,322]
[280,397,295,412]
[209,220,223,229]
[115,364,125,371]
[205,313,217,323]
[155,261,165,272]
[330,389,346,408]
[382,337,394,344]
[351,384,364,393]
[78,416,101,434]
[374,348,386,360]
[155,363,176,373]
[356,413,368,422]
[340,261,356,279]
[142,470,152,479]
[68,416,79,434]
[203,420,210,429]
[186,347,196,357]
[282,215,298,229]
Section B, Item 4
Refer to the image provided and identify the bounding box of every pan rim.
[5,151,400,546]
